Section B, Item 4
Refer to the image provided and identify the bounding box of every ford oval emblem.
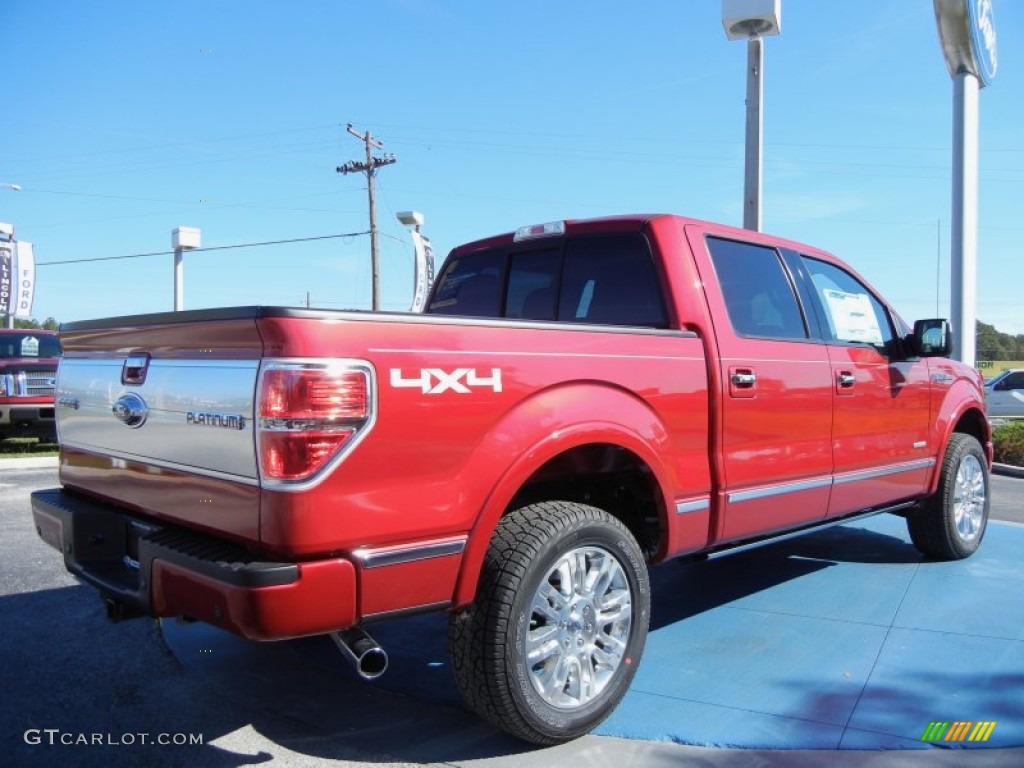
[968,0,997,86]
[112,393,148,428]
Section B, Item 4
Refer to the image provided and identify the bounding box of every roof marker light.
[513,221,566,242]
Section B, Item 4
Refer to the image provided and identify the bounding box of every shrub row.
[992,422,1024,466]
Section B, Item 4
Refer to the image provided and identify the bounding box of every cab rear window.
[0,333,62,358]
[427,234,668,328]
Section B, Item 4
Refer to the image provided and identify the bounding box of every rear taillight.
[257,360,375,486]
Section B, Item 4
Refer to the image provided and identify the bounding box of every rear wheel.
[908,433,989,560]
[448,501,649,744]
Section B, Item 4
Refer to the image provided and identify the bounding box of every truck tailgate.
[55,313,264,544]
[59,357,258,478]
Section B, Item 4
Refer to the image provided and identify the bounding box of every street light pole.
[171,227,201,312]
[722,0,781,233]
[743,36,764,232]
[397,211,434,313]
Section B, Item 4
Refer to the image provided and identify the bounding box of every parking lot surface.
[4,462,1023,766]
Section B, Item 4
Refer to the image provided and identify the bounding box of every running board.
[702,501,917,562]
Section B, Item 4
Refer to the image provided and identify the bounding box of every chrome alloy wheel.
[525,546,633,710]
[954,454,986,542]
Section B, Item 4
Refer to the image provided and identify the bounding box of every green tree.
[8,317,60,330]
[975,321,1024,361]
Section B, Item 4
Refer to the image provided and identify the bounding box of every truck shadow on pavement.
[8,518,994,766]
[649,521,923,631]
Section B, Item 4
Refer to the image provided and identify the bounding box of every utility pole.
[336,124,396,311]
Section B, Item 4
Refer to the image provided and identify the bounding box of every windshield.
[0,333,62,359]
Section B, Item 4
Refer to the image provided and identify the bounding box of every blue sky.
[3,0,1023,334]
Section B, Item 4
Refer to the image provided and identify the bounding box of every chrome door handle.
[837,372,856,388]
[731,372,757,387]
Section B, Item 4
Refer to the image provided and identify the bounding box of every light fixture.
[722,0,781,40]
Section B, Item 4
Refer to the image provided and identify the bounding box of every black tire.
[907,434,989,560]
[448,501,650,745]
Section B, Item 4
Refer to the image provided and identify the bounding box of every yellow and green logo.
[921,721,997,742]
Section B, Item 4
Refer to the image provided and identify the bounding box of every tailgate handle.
[122,355,150,386]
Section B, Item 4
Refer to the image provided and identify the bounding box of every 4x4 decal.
[389,368,503,394]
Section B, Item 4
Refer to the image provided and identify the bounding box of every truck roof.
[450,213,836,264]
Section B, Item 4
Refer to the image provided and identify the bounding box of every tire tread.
[448,501,645,744]
[908,433,988,560]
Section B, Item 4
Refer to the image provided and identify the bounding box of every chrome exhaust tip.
[329,627,388,680]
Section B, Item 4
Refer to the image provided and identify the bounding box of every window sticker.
[22,336,40,357]
[822,289,883,344]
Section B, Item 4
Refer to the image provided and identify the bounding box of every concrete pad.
[162,514,1024,755]
[844,627,1024,748]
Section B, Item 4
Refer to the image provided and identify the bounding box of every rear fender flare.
[450,382,675,608]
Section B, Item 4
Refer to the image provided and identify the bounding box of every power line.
[358,120,1024,154]
[36,231,369,266]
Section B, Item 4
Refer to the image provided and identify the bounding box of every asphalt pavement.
[2,461,1022,767]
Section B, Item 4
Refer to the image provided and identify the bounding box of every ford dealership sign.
[934,0,998,86]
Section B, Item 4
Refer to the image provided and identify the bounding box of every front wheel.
[448,501,650,745]
[907,433,989,560]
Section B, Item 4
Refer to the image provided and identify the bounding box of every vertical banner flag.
[409,231,436,313]
[0,240,13,317]
[14,241,35,317]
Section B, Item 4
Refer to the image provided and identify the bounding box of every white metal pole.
[950,71,979,367]
[174,247,184,311]
[743,36,764,232]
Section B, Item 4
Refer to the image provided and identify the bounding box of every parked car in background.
[0,329,62,440]
[984,368,1024,417]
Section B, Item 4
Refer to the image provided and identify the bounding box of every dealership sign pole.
[0,232,12,326]
[933,0,997,367]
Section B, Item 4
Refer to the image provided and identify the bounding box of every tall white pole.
[173,247,184,311]
[743,36,764,232]
[950,71,979,366]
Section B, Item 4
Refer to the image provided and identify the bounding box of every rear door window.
[706,237,808,340]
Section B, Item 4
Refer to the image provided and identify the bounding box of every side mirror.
[911,318,953,358]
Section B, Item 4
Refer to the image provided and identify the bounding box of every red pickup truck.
[32,214,991,744]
